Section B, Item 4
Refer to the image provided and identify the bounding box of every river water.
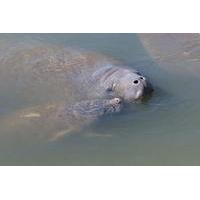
[0,33,200,165]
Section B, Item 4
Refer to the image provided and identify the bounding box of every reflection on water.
[0,33,200,165]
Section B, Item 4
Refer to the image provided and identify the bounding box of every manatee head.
[107,68,154,103]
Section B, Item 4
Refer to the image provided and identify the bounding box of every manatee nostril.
[133,80,139,84]
[139,76,144,80]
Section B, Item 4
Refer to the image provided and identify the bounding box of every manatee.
[0,98,122,141]
[0,42,153,106]
[0,41,153,141]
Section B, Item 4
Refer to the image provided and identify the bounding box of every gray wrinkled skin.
[70,98,122,118]
[1,98,122,141]
[92,65,153,102]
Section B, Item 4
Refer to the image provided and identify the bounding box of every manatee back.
[0,41,119,107]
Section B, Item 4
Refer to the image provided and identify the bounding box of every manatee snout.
[133,75,154,96]
[130,77,154,102]
[115,71,154,103]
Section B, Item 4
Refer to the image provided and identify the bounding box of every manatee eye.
[106,83,116,92]
[133,80,139,85]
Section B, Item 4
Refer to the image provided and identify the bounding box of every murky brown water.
[0,33,200,165]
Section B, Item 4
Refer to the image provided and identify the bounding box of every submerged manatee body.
[1,98,122,141]
[0,41,153,140]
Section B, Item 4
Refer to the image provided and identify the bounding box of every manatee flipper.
[47,97,122,141]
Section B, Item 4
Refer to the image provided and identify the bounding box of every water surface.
[0,33,200,165]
